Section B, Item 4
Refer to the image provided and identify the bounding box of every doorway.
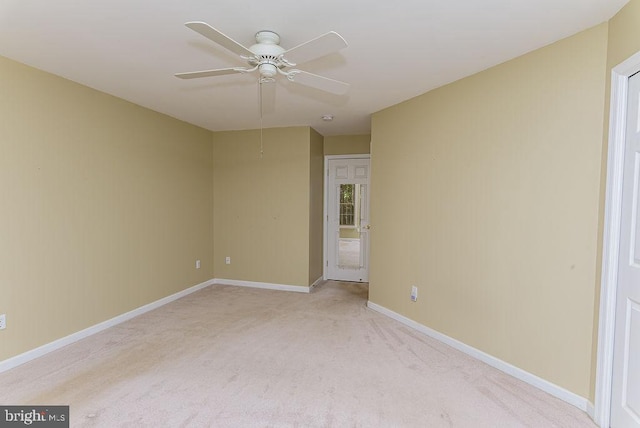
[324,156,371,282]
[596,52,640,428]
[610,68,640,428]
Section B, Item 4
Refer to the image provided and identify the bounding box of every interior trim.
[587,402,596,420]
[309,276,324,290]
[594,48,640,428]
[213,278,310,293]
[367,300,590,412]
[0,278,215,373]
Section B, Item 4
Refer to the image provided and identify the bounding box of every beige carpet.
[0,281,595,427]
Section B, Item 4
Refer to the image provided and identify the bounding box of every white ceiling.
[0,0,628,136]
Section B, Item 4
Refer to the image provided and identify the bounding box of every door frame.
[595,50,640,427]
[323,154,371,281]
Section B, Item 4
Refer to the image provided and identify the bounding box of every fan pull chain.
[259,77,264,159]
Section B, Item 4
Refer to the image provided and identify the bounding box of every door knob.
[363,224,371,230]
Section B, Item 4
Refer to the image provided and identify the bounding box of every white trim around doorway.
[594,50,640,428]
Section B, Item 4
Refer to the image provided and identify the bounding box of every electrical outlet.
[225,256,231,265]
[411,286,418,302]
[195,260,201,269]
[0,314,6,330]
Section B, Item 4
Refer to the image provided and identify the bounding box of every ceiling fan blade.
[287,70,350,95]
[185,21,255,58]
[175,68,245,79]
[283,31,347,66]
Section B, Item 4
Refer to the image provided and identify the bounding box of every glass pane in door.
[338,183,361,269]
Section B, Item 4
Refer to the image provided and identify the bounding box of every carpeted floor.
[0,281,596,427]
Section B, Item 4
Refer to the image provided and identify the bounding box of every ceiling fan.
[175,22,350,95]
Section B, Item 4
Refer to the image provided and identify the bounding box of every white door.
[326,158,370,282]
[611,71,640,428]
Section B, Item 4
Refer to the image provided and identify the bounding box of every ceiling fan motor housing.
[249,31,287,79]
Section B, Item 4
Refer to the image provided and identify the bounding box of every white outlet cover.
[0,314,6,330]
[411,286,418,302]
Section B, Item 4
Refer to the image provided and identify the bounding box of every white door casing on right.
[611,70,640,428]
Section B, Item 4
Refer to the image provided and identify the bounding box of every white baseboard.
[0,279,215,373]
[586,402,595,420]
[309,277,324,290]
[213,278,310,293]
[366,301,591,413]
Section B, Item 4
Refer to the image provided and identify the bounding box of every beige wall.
[212,127,318,287]
[0,56,214,361]
[369,24,608,399]
[607,0,640,69]
[324,134,370,155]
[309,128,324,285]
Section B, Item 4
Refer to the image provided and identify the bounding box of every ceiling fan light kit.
[258,63,278,79]
[176,22,350,95]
